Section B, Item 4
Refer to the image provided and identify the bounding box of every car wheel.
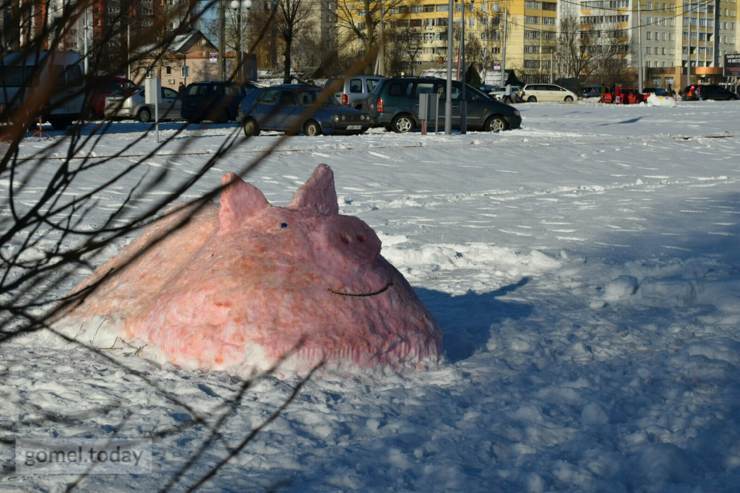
[564,96,574,103]
[391,114,414,133]
[527,96,537,103]
[303,120,321,136]
[138,108,152,123]
[242,118,260,137]
[484,116,507,133]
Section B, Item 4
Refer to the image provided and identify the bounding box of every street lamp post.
[493,2,507,86]
[445,0,454,134]
[230,0,252,82]
[460,0,467,134]
[219,0,226,80]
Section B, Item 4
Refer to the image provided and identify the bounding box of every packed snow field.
[2,101,740,491]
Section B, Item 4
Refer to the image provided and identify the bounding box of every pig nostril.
[356,234,366,242]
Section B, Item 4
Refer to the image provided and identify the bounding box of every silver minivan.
[104,86,182,122]
[325,75,384,109]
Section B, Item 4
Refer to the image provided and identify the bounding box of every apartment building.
[337,0,558,82]
[569,1,738,87]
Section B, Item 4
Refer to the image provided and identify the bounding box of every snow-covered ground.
[3,101,740,492]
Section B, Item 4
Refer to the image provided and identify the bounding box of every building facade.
[334,0,739,86]
[568,0,738,87]
[337,0,559,83]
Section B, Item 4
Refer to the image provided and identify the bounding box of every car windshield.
[296,90,340,106]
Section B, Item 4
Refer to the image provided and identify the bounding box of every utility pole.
[686,0,691,85]
[219,0,226,80]
[501,7,508,85]
[695,0,699,75]
[461,0,467,134]
[636,0,643,92]
[82,5,88,74]
[127,23,131,80]
[445,0,454,134]
[712,0,719,66]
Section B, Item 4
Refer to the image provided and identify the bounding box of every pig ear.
[290,164,339,215]
[219,172,269,232]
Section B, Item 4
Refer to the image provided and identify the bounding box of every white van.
[0,50,85,130]
[520,83,577,103]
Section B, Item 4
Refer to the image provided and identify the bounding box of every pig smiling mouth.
[328,281,394,297]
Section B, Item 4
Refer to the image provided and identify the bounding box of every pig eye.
[280,222,288,229]
[356,234,366,242]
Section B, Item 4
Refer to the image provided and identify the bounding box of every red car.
[600,85,645,105]
[87,76,137,119]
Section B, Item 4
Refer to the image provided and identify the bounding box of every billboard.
[725,53,740,75]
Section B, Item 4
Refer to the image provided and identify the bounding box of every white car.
[521,83,577,103]
[104,86,182,122]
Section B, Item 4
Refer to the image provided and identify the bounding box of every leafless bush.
[0,0,398,490]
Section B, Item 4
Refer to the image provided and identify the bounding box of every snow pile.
[646,93,677,107]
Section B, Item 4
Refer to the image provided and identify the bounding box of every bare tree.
[335,0,404,69]
[0,1,331,490]
[591,30,633,86]
[387,19,422,76]
[554,18,633,87]
[276,0,311,83]
[0,1,428,487]
[474,8,503,81]
[555,16,594,81]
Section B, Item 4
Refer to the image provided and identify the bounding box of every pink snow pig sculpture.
[64,164,442,375]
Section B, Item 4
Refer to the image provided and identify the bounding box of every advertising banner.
[725,53,740,75]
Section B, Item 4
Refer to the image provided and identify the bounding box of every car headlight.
[333,114,340,122]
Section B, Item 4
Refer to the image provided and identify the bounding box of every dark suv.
[366,77,521,133]
[682,84,739,101]
[182,81,255,123]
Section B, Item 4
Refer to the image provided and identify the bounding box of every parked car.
[87,75,138,119]
[600,86,645,104]
[238,84,372,137]
[642,87,670,97]
[104,85,182,122]
[0,49,85,130]
[181,81,256,123]
[581,85,605,99]
[325,75,384,109]
[520,83,577,103]
[366,77,521,133]
[681,84,739,101]
[482,84,523,103]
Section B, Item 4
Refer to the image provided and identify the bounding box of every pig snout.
[318,216,381,265]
